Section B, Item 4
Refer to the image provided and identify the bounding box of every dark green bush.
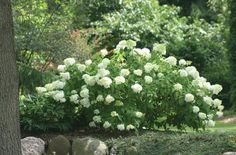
[105,131,236,155]
[20,94,80,131]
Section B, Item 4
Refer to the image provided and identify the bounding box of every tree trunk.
[0,0,22,154]
[229,0,236,111]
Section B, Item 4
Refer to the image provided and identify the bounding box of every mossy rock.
[47,135,71,155]
[72,137,108,155]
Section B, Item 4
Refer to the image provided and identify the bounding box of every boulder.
[21,137,45,155]
[72,137,108,155]
[47,135,71,155]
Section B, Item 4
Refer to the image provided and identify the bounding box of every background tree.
[159,0,193,16]
[0,0,22,154]
[159,0,225,22]
[12,0,75,94]
[72,0,122,28]
[229,0,236,111]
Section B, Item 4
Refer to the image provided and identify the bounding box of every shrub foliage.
[20,40,224,131]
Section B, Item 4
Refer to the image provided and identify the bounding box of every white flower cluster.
[57,65,66,72]
[44,80,65,91]
[135,111,144,118]
[144,63,154,73]
[144,76,153,84]
[70,91,79,104]
[36,87,47,94]
[80,98,90,108]
[80,87,89,98]
[165,56,177,66]
[111,111,119,117]
[36,79,67,103]
[60,72,70,80]
[133,69,142,76]
[82,74,96,86]
[116,40,136,50]
[77,63,86,72]
[185,66,199,79]
[103,121,111,129]
[52,91,66,103]
[114,76,125,85]
[93,115,102,123]
[126,124,135,130]
[100,49,108,57]
[97,77,112,88]
[174,83,182,91]
[96,95,104,102]
[131,83,143,93]
[179,59,187,66]
[134,48,151,59]
[105,95,115,104]
[64,58,76,66]
[85,59,92,66]
[117,124,125,131]
[120,69,130,77]
[185,93,195,102]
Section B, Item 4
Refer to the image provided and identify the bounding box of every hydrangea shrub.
[33,40,223,131]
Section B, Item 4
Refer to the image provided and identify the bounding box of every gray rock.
[47,135,71,155]
[21,137,45,155]
[223,152,236,155]
[72,137,108,155]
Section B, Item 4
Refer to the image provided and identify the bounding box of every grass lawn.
[207,112,236,132]
[155,119,236,133]
[207,121,236,132]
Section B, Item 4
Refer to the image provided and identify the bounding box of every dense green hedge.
[105,131,236,155]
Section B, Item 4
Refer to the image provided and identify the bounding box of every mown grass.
[154,120,236,133]
[207,121,236,132]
